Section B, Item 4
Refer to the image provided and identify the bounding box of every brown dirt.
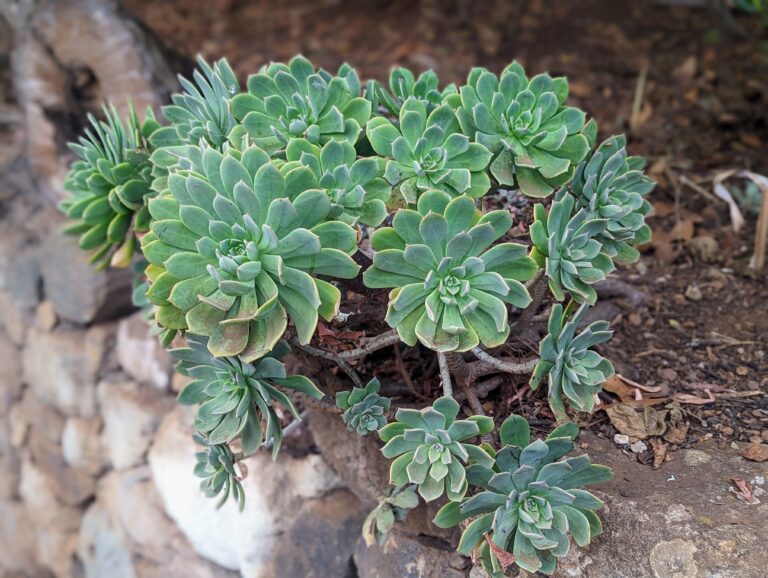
[121,0,768,452]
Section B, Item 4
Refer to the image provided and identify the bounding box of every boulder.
[0,288,31,346]
[78,504,136,578]
[553,434,768,578]
[264,489,366,578]
[353,531,470,578]
[0,500,38,574]
[22,324,114,418]
[147,407,347,577]
[19,459,80,577]
[39,229,135,324]
[61,417,106,476]
[116,312,173,390]
[0,328,22,415]
[97,375,174,470]
[0,420,20,499]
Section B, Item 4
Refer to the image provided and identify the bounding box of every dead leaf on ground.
[681,382,734,394]
[674,390,716,405]
[650,438,668,470]
[730,478,759,505]
[741,443,768,463]
[663,405,690,444]
[604,375,667,404]
[603,403,668,439]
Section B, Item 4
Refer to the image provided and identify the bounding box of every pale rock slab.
[22,324,114,418]
[97,375,173,470]
[0,499,38,574]
[148,407,345,577]
[61,417,105,476]
[116,312,173,390]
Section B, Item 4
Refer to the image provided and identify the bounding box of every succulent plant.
[434,415,611,576]
[363,190,537,352]
[280,138,390,226]
[173,335,323,456]
[568,135,655,263]
[152,56,240,151]
[367,98,492,203]
[141,143,360,360]
[230,55,370,154]
[379,396,494,502]
[367,67,457,116]
[60,105,160,269]
[362,484,420,546]
[455,62,591,198]
[336,378,392,435]
[530,193,614,305]
[530,303,614,420]
[193,434,245,510]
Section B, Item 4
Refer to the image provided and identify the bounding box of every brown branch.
[291,339,364,388]
[470,348,540,375]
[513,275,549,336]
[445,352,485,415]
[336,329,401,359]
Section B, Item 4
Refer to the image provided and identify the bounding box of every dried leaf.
[674,390,716,405]
[484,533,516,570]
[730,478,759,504]
[603,403,668,439]
[617,374,664,393]
[662,406,690,444]
[650,438,668,470]
[681,382,733,394]
[741,444,768,463]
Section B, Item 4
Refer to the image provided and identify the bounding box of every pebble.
[735,366,749,376]
[614,434,630,445]
[684,285,703,301]
[630,441,648,454]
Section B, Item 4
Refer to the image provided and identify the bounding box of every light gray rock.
[98,375,173,470]
[148,407,344,577]
[22,324,114,418]
[116,312,172,390]
[78,503,136,578]
[0,420,20,499]
[0,288,30,346]
[0,328,22,415]
[19,459,80,577]
[0,500,38,574]
[39,229,135,324]
[61,417,105,476]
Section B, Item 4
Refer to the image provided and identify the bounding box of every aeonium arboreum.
[530,193,614,305]
[141,143,360,360]
[363,190,537,352]
[434,415,612,576]
[173,335,324,456]
[367,97,492,204]
[568,134,655,263]
[230,55,371,154]
[379,396,494,502]
[455,62,591,198]
[366,66,457,116]
[530,303,614,420]
[279,138,391,226]
[336,378,392,435]
[60,105,160,269]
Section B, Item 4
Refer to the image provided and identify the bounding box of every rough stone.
[98,376,173,470]
[116,312,173,390]
[148,407,344,577]
[266,489,365,578]
[34,299,57,331]
[0,289,31,346]
[19,459,80,577]
[78,504,135,578]
[0,328,22,415]
[554,433,768,577]
[0,500,38,574]
[23,324,114,417]
[61,417,105,476]
[0,420,20,499]
[39,229,135,324]
[354,531,468,578]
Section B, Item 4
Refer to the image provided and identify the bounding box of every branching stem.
[470,347,540,375]
[291,339,364,387]
[436,352,453,398]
